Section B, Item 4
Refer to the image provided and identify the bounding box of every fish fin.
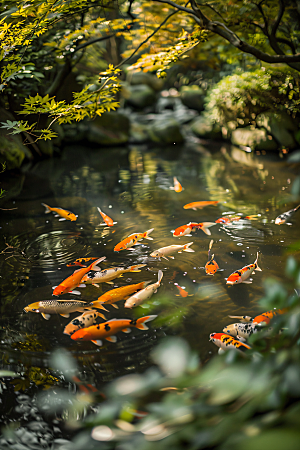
[192,208,197,211]
[144,228,155,240]
[92,283,100,287]
[91,340,103,346]
[58,218,67,221]
[135,315,157,330]
[92,266,102,271]
[89,257,106,271]
[105,281,114,285]
[41,313,51,320]
[256,267,262,272]
[54,214,60,217]
[162,256,169,260]
[70,290,81,295]
[91,303,109,312]
[41,203,51,213]
[128,264,147,272]
[98,313,107,320]
[188,294,194,297]
[169,187,175,190]
[60,313,70,318]
[122,328,132,333]
[242,280,252,284]
[105,336,117,343]
[218,348,226,355]
[112,304,119,309]
[78,284,86,288]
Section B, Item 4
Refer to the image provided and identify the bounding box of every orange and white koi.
[97,207,117,227]
[205,240,219,276]
[183,201,219,210]
[53,257,106,296]
[170,177,184,192]
[173,222,216,237]
[114,228,154,251]
[124,271,163,308]
[215,216,241,225]
[24,300,93,320]
[209,332,251,354]
[81,264,146,286]
[150,242,194,260]
[71,315,157,346]
[226,252,261,285]
[174,283,193,297]
[67,257,98,268]
[89,281,152,310]
[42,203,77,221]
[63,310,106,335]
[229,307,288,326]
[275,204,300,225]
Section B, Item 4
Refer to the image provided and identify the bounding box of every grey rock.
[256,111,299,149]
[180,86,205,111]
[190,116,222,140]
[148,117,184,144]
[87,111,130,145]
[128,71,163,91]
[123,84,156,109]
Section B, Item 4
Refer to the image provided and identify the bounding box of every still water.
[0,143,299,399]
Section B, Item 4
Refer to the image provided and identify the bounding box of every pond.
[0,141,299,432]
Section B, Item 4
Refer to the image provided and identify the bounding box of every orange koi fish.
[71,315,157,346]
[67,257,98,268]
[170,177,184,192]
[42,203,77,221]
[183,201,219,211]
[173,222,216,237]
[114,228,154,251]
[24,300,93,320]
[53,257,106,296]
[150,242,194,260]
[229,307,288,326]
[205,240,219,275]
[209,332,251,354]
[81,264,146,286]
[97,207,117,227]
[215,216,241,224]
[275,204,300,225]
[63,310,106,335]
[226,252,261,285]
[89,281,152,310]
[174,283,193,297]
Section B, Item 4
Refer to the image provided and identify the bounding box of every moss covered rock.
[190,116,222,140]
[148,117,184,144]
[87,111,130,145]
[231,127,278,151]
[256,112,299,149]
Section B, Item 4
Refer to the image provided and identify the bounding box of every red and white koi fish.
[275,204,300,225]
[150,242,194,260]
[209,332,251,354]
[183,201,219,210]
[114,228,154,251]
[64,310,106,335]
[215,216,241,225]
[124,271,163,308]
[67,257,98,268]
[205,240,219,276]
[97,207,117,227]
[42,203,77,221]
[173,222,216,237]
[174,283,193,297]
[229,307,288,326]
[81,264,146,286]
[24,300,93,320]
[53,257,106,296]
[170,177,184,192]
[71,315,157,346]
[226,252,261,285]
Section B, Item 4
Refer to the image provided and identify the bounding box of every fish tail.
[141,280,152,288]
[200,222,217,235]
[128,264,147,272]
[183,242,194,252]
[143,228,155,240]
[295,204,300,212]
[90,302,109,312]
[254,252,262,271]
[88,256,106,271]
[135,315,157,330]
[97,206,103,214]
[229,315,253,323]
[41,203,52,213]
[208,239,214,253]
[157,270,163,284]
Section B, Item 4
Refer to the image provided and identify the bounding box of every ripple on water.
[220,220,273,245]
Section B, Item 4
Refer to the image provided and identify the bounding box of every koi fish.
[114,228,154,251]
[209,332,251,353]
[275,204,300,225]
[223,322,260,340]
[81,264,146,286]
[170,177,183,192]
[67,257,98,268]
[173,222,216,237]
[174,284,193,297]
[97,207,117,227]
[53,257,106,296]
[71,315,157,346]
[24,300,93,320]
[41,203,77,221]
[226,252,261,285]
[229,307,288,326]
[150,242,194,260]
[89,281,152,310]
[183,201,219,211]
[215,216,241,224]
[124,271,163,308]
[205,240,219,275]
[63,310,106,335]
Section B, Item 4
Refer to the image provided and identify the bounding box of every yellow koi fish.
[42,203,77,221]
